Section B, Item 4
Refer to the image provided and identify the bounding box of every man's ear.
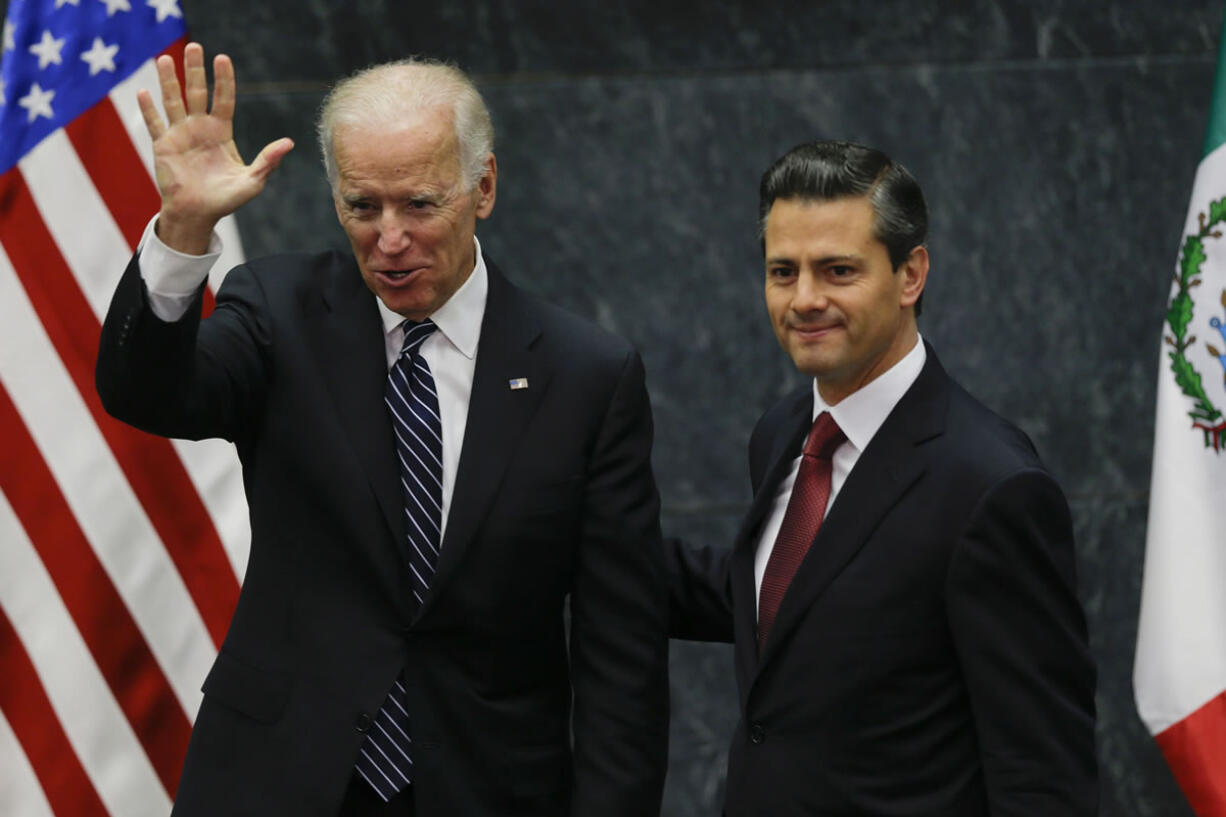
[475,154,497,219]
[899,245,928,308]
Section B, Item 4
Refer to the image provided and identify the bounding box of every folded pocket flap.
[202,651,291,724]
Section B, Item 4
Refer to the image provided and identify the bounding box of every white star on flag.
[99,0,133,15]
[28,29,66,70]
[80,37,119,75]
[146,0,182,23]
[3,20,14,52]
[17,82,55,122]
[54,0,82,8]
[0,76,6,107]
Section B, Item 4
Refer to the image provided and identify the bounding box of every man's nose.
[793,271,828,312]
[376,212,412,255]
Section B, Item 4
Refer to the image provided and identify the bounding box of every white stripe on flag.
[18,132,132,320]
[0,491,171,817]
[170,436,251,579]
[0,244,214,716]
[109,60,161,186]
[0,708,54,817]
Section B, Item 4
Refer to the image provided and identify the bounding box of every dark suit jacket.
[96,249,669,817]
[670,344,1097,816]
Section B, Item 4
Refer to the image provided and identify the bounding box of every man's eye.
[830,265,854,277]
[410,199,433,210]
[768,266,795,278]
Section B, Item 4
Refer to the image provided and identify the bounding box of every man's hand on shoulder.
[137,42,295,255]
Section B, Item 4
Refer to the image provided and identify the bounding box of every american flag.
[0,1,249,814]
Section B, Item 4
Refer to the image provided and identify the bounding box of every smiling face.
[763,195,927,405]
[332,108,496,320]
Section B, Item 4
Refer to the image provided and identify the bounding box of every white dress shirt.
[752,337,927,614]
[136,217,488,542]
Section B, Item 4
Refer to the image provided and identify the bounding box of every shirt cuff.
[137,215,224,322]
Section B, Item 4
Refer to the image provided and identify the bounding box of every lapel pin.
[509,377,529,390]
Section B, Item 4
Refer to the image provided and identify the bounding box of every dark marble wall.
[13,0,1215,813]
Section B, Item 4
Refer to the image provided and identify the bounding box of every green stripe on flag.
[1205,17,1226,156]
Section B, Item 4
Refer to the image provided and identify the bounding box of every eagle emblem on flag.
[1166,197,1226,451]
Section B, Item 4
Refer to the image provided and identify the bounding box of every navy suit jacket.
[670,344,1097,816]
[97,249,669,817]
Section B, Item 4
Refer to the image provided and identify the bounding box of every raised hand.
[137,42,294,254]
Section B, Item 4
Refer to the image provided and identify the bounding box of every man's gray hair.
[316,57,494,192]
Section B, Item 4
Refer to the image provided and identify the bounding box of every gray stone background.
[16,0,1218,813]
[190,2,1217,816]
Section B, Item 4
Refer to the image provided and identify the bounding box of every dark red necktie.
[758,411,845,648]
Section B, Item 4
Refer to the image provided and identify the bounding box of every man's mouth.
[791,323,839,335]
[377,268,422,283]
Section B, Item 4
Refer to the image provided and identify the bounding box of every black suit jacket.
[97,249,669,817]
[670,345,1097,816]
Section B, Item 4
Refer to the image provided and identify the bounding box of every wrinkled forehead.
[332,113,462,189]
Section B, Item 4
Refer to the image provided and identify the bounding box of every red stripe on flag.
[1156,690,1226,817]
[63,100,160,250]
[0,606,110,817]
[0,382,190,796]
[0,168,238,646]
[160,38,188,85]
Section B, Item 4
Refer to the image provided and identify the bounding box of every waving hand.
[137,42,294,254]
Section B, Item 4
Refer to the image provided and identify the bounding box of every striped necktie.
[354,319,442,801]
[384,319,443,607]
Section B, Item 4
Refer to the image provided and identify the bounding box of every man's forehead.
[767,196,873,232]
[333,119,461,188]
[334,108,456,156]
[763,196,884,259]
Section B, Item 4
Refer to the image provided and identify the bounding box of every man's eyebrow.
[765,253,862,265]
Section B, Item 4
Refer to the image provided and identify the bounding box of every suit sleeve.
[567,349,670,817]
[96,252,270,442]
[665,537,735,642]
[946,468,1098,816]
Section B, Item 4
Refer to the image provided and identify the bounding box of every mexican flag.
[1135,20,1226,816]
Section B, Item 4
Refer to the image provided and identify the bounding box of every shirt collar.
[813,334,927,453]
[375,235,488,360]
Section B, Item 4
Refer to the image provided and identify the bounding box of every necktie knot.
[804,411,845,460]
[399,319,437,358]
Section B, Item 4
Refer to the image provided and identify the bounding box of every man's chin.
[377,290,432,321]
[788,345,840,377]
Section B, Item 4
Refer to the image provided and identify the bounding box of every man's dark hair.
[758,140,928,315]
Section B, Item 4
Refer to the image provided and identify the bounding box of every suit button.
[355,713,373,733]
[749,724,765,744]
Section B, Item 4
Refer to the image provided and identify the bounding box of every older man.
[669,140,1098,816]
[96,44,668,817]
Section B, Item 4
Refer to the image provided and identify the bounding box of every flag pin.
[509,377,529,390]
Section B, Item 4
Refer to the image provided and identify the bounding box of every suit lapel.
[754,349,951,670]
[417,260,546,617]
[302,255,405,590]
[729,390,811,689]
